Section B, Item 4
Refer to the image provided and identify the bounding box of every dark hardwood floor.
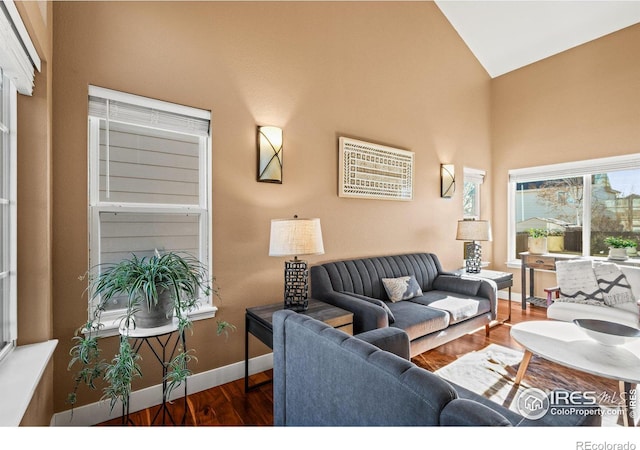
[98,300,629,426]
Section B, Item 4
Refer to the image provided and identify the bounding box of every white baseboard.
[498,291,522,302]
[51,353,274,426]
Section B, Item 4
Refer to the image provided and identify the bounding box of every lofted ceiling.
[434,0,640,78]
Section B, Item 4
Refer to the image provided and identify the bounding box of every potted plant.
[67,250,235,414]
[527,228,549,255]
[604,236,637,260]
[547,229,565,253]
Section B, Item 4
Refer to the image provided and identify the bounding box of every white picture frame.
[338,137,414,201]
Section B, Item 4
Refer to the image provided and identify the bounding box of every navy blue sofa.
[310,253,497,357]
[273,310,602,427]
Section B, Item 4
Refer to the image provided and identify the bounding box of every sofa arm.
[477,279,498,319]
[315,291,389,333]
[356,327,410,360]
[440,399,512,426]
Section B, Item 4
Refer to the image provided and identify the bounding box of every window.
[88,86,213,331]
[0,0,40,363]
[463,167,485,219]
[508,154,640,263]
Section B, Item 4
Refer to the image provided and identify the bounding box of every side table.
[120,319,188,425]
[454,269,513,323]
[245,298,353,392]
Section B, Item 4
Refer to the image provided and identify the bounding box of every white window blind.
[0,0,40,96]
[509,153,640,183]
[88,87,210,136]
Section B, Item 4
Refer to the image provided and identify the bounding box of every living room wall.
[51,1,492,413]
[491,23,640,296]
[13,0,53,425]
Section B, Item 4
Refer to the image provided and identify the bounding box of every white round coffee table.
[510,320,640,426]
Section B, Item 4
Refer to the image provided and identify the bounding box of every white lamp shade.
[269,217,325,257]
[456,219,492,242]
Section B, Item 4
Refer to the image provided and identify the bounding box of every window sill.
[0,339,58,426]
[88,304,219,338]
[507,255,640,270]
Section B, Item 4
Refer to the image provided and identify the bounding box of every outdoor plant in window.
[528,228,549,238]
[604,236,637,248]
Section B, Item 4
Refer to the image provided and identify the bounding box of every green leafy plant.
[528,228,549,238]
[604,236,637,248]
[67,251,235,415]
[547,229,564,237]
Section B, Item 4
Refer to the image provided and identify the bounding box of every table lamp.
[269,215,325,311]
[456,219,492,273]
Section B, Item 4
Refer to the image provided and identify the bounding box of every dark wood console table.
[519,252,580,310]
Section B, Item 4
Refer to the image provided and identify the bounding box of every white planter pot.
[133,288,174,328]
[608,247,628,261]
[528,237,547,255]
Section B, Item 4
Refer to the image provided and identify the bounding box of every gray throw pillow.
[381,275,423,303]
[433,274,481,297]
[340,291,396,324]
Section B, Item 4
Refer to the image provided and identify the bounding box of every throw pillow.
[593,262,636,306]
[432,274,482,297]
[381,275,423,303]
[555,259,605,306]
[341,291,396,324]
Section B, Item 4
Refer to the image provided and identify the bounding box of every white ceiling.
[434,0,640,78]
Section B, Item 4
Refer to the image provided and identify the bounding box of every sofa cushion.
[387,301,449,340]
[341,291,396,324]
[433,274,482,297]
[593,262,636,306]
[411,291,490,324]
[382,275,423,302]
[555,259,605,306]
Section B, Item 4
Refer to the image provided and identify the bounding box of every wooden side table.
[519,252,580,310]
[244,298,353,392]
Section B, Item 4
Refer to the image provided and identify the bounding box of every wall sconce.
[269,215,325,311]
[257,125,283,183]
[441,164,455,198]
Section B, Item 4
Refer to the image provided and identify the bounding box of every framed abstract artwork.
[338,137,414,201]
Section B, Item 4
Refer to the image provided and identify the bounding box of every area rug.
[431,343,626,427]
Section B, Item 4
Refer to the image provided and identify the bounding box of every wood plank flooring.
[98,300,632,426]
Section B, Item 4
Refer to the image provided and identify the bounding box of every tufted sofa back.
[310,253,443,301]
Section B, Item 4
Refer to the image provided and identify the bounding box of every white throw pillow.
[382,275,423,303]
[593,262,635,306]
[555,259,605,306]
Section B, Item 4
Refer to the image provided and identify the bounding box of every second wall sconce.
[440,163,455,198]
[257,125,283,183]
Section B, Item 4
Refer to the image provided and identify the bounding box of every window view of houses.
[515,169,640,258]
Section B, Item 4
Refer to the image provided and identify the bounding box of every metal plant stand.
[120,320,188,425]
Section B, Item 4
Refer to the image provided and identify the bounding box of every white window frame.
[0,72,17,363]
[0,0,41,364]
[87,86,215,336]
[507,153,640,267]
[463,167,485,219]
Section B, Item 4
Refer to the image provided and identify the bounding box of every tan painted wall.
[52,1,491,413]
[491,24,640,297]
[14,0,54,426]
